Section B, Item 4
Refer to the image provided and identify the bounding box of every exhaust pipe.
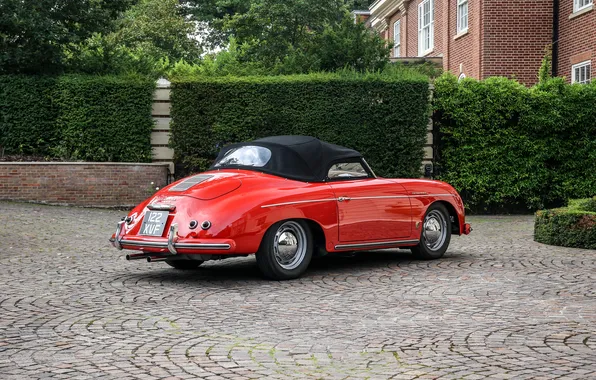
[126,253,149,261]
[147,256,168,263]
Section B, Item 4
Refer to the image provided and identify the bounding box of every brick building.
[364,0,594,85]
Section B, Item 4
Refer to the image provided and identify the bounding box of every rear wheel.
[165,260,203,270]
[256,220,313,280]
[411,203,451,260]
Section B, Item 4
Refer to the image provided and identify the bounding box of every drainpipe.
[552,0,559,77]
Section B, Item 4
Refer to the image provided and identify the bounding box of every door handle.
[337,196,351,202]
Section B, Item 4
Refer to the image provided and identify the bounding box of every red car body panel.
[112,169,469,256]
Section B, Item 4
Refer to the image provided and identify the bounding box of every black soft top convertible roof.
[210,135,363,182]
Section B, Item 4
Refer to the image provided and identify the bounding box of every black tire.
[410,203,452,260]
[165,259,203,270]
[256,220,313,280]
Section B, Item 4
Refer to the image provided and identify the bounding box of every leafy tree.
[182,0,375,49]
[180,0,252,48]
[221,0,389,73]
[346,0,373,10]
[115,0,202,62]
[65,0,202,76]
[0,0,135,74]
[315,16,389,72]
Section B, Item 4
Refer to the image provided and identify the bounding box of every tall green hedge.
[170,72,430,177]
[0,76,58,156]
[0,75,155,162]
[434,74,596,212]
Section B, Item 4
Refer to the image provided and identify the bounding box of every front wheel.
[410,203,451,260]
[256,220,313,280]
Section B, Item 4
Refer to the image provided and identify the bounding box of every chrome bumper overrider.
[110,222,231,253]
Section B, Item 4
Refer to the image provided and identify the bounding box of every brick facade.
[0,163,169,207]
[368,0,594,86]
[482,0,554,84]
[557,0,595,82]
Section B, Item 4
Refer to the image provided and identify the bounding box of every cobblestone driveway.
[1,201,595,380]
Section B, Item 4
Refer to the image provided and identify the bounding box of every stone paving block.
[0,203,595,379]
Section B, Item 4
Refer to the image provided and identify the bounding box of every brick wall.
[482,0,554,86]
[406,0,420,57]
[389,0,482,78]
[448,0,482,79]
[374,0,562,85]
[0,163,169,207]
[557,1,595,82]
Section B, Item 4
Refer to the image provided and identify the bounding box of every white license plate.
[139,211,169,236]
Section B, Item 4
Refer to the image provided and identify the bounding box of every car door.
[326,160,412,242]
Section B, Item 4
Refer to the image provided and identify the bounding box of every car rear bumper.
[110,222,236,254]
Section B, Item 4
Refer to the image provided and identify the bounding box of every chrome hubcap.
[273,221,307,270]
[423,210,447,251]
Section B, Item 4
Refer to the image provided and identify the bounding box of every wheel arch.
[259,217,327,253]
[432,200,461,235]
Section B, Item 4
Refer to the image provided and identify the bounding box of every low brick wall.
[0,162,169,207]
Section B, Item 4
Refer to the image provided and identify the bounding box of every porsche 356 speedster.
[110,136,471,280]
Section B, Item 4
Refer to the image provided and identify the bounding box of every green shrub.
[0,75,155,162]
[170,71,430,178]
[0,76,58,155]
[52,75,155,162]
[434,74,596,212]
[534,198,596,249]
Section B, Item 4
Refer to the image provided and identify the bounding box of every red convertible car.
[111,136,471,280]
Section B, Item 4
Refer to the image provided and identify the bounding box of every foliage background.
[170,70,430,178]
[0,75,155,162]
[434,74,596,212]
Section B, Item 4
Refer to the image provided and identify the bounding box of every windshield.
[213,146,272,168]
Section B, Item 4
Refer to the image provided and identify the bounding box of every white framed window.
[418,0,434,56]
[457,0,468,33]
[574,0,593,12]
[394,20,401,57]
[572,60,592,84]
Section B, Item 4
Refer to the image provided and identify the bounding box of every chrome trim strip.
[176,243,232,250]
[348,194,455,200]
[348,195,409,200]
[261,194,454,208]
[412,193,454,197]
[119,240,231,250]
[335,239,419,250]
[120,240,166,248]
[261,198,337,208]
[261,194,455,208]
[337,194,455,201]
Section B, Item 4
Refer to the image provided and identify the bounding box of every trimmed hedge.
[434,74,596,212]
[170,72,430,177]
[534,198,596,250]
[52,76,155,162]
[0,76,58,156]
[0,75,155,162]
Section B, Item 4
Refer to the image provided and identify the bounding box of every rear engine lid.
[167,173,242,200]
